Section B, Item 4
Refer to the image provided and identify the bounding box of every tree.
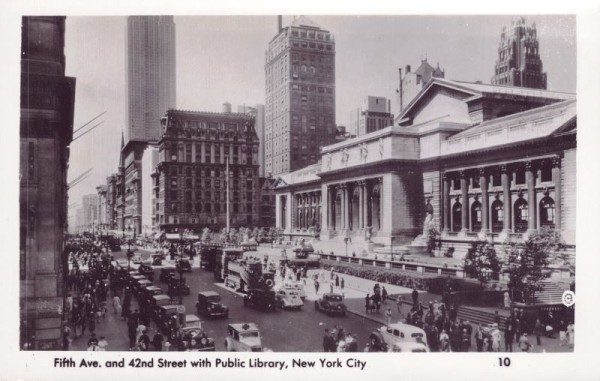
[503,228,566,300]
[463,240,502,286]
[201,227,211,242]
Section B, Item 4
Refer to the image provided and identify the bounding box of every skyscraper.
[491,17,547,89]
[265,16,337,176]
[122,16,176,234]
[126,16,176,143]
[398,58,445,113]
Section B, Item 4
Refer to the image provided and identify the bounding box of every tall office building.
[398,58,445,113]
[349,96,394,136]
[265,16,337,176]
[122,16,176,234]
[126,16,176,143]
[491,17,547,89]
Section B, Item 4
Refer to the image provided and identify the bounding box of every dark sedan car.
[196,291,229,318]
[176,259,192,273]
[167,278,191,297]
[243,289,276,312]
[159,268,177,283]
[138,264,155,281]
[315,293,347,316]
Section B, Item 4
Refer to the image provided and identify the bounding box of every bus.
[225,258,275,292]
[214,247,244,282]
[198,243,222,271]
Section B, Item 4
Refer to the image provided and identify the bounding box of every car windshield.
[240,331,259,338]
[326,295,342,301]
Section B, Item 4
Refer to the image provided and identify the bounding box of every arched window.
[471,201,482,232]
[452,202,462,232]
[491,199,504,233]
[539,196,555,228]
[514,198,528,233]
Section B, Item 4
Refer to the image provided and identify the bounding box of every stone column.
[460,171,469,233]
[479,168,489,233]
[526,161,537,232]
[442,173,451,233]
[552,156,562,230]
[327,186,334,230]
[358,180,365,230]
[501,165,512,234]
[341,184,347,230]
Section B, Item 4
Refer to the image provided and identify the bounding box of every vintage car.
[129,274,147,288]
[150,294,173,317]
[181,326,216,352]
[389,341,429,352]
[135,279,153,293]
[140,285,163,304]
[275,288,304,310]
[243,289,276,311]
[176,259,192,273]
[159,268,177,283]
[155,304,185,336]
[151,254,163,266]
[137,264,155,281]
[369,323,428,352]
[224,323,262,352]
[196,291,229,318]
[314,293,347,316]
[280,281,306,300]
[131,254,144,264]
[167,278,191,297]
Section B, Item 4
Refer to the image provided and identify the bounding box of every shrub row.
[321,260,482,294]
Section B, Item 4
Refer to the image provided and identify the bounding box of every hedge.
[321,261,482,294]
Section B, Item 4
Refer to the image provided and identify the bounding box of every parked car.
[315,293,347,316]
[138,264,155,281]
[196,291,229,318]
[176,259,192,273]
[140,285,163,304]
[224,323,262,352]
[159,268,177,283]
[154,304,185,336]
[275,288,304,310]
[150,294,173,317]
[369,323,428,352]
[182,326,216,351]
[243,289,276,311]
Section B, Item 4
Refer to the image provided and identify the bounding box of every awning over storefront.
[165,233,181,241]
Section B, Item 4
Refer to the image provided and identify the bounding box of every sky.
[63,15,577,220]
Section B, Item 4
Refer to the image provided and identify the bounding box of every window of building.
[205,203,211,212]
[452,202,462,232]
[514,198,528,233]
[471,201,482,232]
[541,165,552,183]
[185,203,192,212]
[491,199,504,233]
[453,178,460,191]
[233,203,239,213]
[515,169,526,185]
[539,197,555,227]
[492,172,501,187]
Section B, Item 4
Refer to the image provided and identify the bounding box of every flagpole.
[226,155,230,234]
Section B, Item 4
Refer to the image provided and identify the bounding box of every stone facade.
[20,16,76,350]
[275,79,576,258]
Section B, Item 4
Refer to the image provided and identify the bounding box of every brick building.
[264,16,338,176]
[349,96,394,137]
[19,16,76,349]
[153,110,261,233]
[275,79,576,259]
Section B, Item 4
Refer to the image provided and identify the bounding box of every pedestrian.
[567,321,574,348]
[153,331,164,351]
[518,333,532,352]
[138,330,150,351]
[461,329,471,352]
[504,323,514,352]
[62,323,72,350]
[365,294,371,314]
[385,307,392,326]
[340,277,345,290]
[382,287,388,304]
[314,279,320,295]
[323,329,335,352]
[335,275,339,287]
[87,333,99,348]
[534,318,543,346]
[330,282,334,293]
[98,336,109,351]
[396,296,403,315]
[439,330,450,352]
[412,288,419,306]
[88,315,96,335]
[112,294,121,314]
[559,320,568,346]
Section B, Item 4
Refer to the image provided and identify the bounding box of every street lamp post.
[178,266,184,305]
[126,225,134,271]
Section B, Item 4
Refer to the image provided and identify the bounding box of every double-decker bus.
[225,258,275,292]
[214,247,244,281]
[198,243,222,271]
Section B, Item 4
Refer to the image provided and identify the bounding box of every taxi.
[224,323,262,352]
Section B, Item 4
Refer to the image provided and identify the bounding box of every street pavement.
[68,244,572,353]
